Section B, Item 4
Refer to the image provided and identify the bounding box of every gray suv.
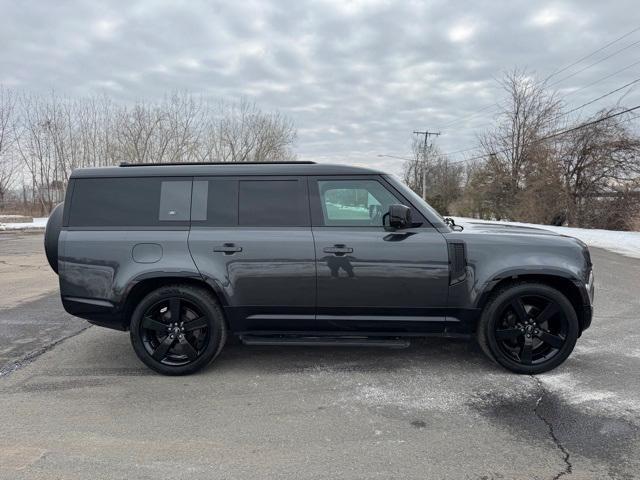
[44,161,594,375]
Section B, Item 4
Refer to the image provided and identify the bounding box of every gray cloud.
[1,0,639,174]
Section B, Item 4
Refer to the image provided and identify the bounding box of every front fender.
[445,232,590,310]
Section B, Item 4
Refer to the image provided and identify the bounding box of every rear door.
[309,175,450,332]
[188,176,316,332]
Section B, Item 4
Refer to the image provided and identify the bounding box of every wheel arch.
[477,271,589,333]
[121,274,228,330]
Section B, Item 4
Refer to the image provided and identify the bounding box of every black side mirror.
[385,204,411,230]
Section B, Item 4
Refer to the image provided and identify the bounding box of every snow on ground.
[454,216,640,259]
[0,217,47,231]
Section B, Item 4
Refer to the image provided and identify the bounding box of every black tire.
[477,282,579,374]
[44,202,64,274]
[129,284,227,375]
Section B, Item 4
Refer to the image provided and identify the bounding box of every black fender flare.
[474,267,588,310]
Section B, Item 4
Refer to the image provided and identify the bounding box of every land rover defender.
[44,161,594,375]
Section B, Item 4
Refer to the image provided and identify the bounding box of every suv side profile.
[45,161,594,375]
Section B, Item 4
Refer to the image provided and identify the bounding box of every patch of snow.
[540,372,640,420]
[0,217,48,231]
[353,383,463,412]
[453,217,640,259]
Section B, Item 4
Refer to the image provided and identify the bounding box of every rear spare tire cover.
[44,202,64,274]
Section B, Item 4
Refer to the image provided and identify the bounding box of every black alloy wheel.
[140,297,209,366]
[477,282,579,374]
[130,285,226,375]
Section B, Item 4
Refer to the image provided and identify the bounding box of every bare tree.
[0,86,18,208]
[557,108,640,228]
[200,98,296,163]
[478,69,562,218]
[5,90,297,215]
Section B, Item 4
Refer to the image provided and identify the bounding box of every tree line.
[0,88,296,215]
[403,69,640,230]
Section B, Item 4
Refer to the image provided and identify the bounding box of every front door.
[309,176,450,333]
[188,176,316,332]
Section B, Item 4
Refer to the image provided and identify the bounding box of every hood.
[455,220,560,237]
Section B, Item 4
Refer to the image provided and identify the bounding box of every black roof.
[71,161,383,178]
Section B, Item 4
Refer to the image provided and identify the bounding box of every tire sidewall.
[129,286,224,375]
[482,283,579,374]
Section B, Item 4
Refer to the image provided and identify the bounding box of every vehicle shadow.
[65,330,501,378]
[210,335,499,376]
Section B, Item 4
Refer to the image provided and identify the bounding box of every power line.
[562,58,640,98]
[563,77,640,116]
[379,107,640,165]
[544,25,640,81]
[439,25,640,130]
[547,38,640,88]
[438,102,500,129]
[444,104,640,165]
[438,76,640,159]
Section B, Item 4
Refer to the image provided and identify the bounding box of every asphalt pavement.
[0,233,639,479]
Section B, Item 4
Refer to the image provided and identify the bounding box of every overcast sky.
[1,0,639,174]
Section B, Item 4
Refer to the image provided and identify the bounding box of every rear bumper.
[62,296,127,331]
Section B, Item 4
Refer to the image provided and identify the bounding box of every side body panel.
[188,227,317,331]
[307,174,452,333]
[59,229,199,330]
[312,227,451,332]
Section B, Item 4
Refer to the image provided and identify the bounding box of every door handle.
[323,245,353,255]
[213,243,243,255]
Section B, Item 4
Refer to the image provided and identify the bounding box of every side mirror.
[385,204,411,230]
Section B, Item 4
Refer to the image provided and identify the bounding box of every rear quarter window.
[68,177,191,228]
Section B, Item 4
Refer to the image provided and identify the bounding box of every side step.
[239,335,410,349]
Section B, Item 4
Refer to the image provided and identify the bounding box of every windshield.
[384,174,448,229]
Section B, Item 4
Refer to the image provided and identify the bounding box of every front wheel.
[477,282,579,374]
[129,285,226,375]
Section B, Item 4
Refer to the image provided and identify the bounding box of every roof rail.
[119,161,316,167]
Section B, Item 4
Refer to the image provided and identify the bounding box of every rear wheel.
[130,285,226,375]
[477,282,579,374]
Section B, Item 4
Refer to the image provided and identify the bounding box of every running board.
[239,335,410,349]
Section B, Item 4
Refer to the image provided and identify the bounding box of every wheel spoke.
[152,335,176,361]
[510,298,528,322]
[535,302,559,325]
[495,328,522,340]
[535,329,565,349]
[183,316,208,332]
[170,298,181,323]
[520,336,533,364]
[141,316,167,332]
[179,336,199,361]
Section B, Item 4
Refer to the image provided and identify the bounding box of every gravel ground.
[0,234,639,479]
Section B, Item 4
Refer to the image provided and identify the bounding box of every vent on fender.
[448,241,467,285]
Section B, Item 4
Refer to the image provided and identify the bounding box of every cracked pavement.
[0,234,639,479]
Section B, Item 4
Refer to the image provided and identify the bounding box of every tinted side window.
[69,177,191,227]
[238,179,308,226]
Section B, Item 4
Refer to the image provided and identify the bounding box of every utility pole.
[413,130,440,200]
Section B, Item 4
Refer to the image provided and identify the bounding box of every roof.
[70,161,383,178]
